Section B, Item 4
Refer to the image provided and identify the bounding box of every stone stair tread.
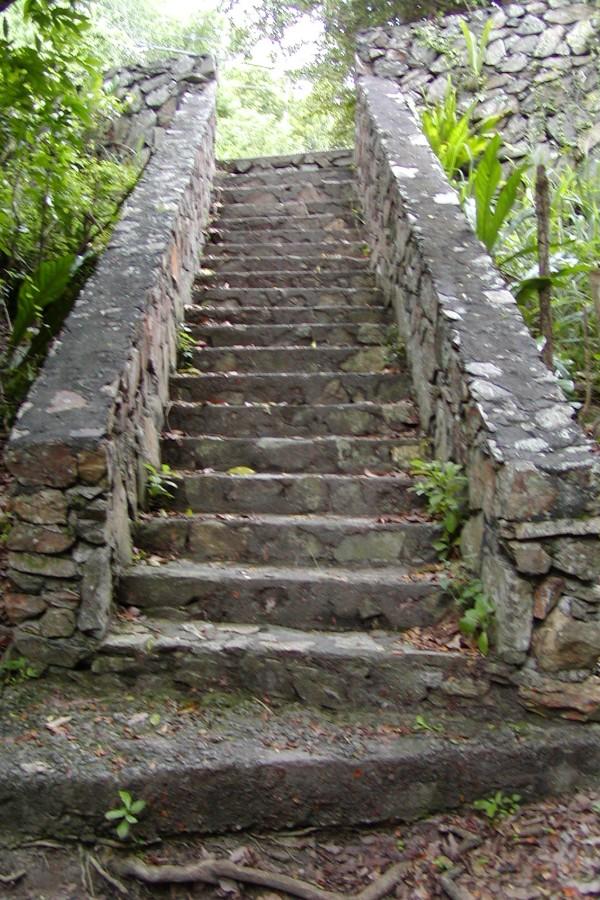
[215,167,354,187]
[189,345,387,374]
[124,558,429,585]
[170,372,409,404]
[219,149,353,171]
[7,676,585,840]
[164,470,422,517]
[167,400,418,439]
[184,305,389,324]
[204,254,369,271]
[161,434,421,474]
[134,513,438,568]
[186,322,386,345]
[216,200,356,220]
[196,271,374,289]
[208,241,366,256]
[192,287,384,307]
[212,212,358,231]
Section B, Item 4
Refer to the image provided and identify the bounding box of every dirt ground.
[1,789,600,899]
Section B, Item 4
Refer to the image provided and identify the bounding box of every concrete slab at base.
[1,680,599,843]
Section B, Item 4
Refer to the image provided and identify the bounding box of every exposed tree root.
[114,855,408,899]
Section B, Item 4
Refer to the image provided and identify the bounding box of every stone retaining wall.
[357,0,599,164]
[355,75,600,717]
[104,54,216,168]
[3,71,217,667]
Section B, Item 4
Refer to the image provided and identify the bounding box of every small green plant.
[410,458,468,558]
[471,135,526,252]
[177,324,197,366]
[384,325,406,367]
[459,18,493,83]
[105,790,146,840]
[0,655,40,685]
[414,714,444,734]
[144,462,178,504]
[422,81,503,184]
[473,790,521,821]
[440,567,495,654]
[433,855,454,872]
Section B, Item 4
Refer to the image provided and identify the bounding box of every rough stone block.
[533,607,600,672]
[11,490,68,525]
[481,550,533,663]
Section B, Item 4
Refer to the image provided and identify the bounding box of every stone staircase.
[6,151,598,842]
[99,150,480,705]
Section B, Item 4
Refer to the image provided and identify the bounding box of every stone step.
[220,148,353,174]
[170,372,408,404]
[216,166,354,188]
[209,225,362,245]
[168,401,418,438]
[184,304,389,325]
[215,179,355,207]
[188,345,387,374]
[4,677,596,842]
[95,618,487,711]
[161,434,422,474]
[164,472,423,516]
[217,199,355,221]
[208,240,367,258]
[134,513,439,568]
[211,212,357,233]
[192,287,383,308]
[119,561,446,631]
[5,678,595,841]
[187,321,386,347]
[195,270,374,290]
[203,254,369,273]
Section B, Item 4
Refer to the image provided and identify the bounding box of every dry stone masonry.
[4,60,217,665]
[356,0,600,715]
[358,0,599,163]
[105,54,217,168]
[3,3,600,718]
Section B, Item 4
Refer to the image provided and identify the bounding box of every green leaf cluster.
[410,458,468,558]
[473,790,521,821]
[144,463,179,505]
[105,789,146,840]
[0,0,138,425]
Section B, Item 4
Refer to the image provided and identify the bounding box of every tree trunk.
[535,163,553,370]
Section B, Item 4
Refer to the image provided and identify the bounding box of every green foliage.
[383,325,406,367]
[234,0,492,150]
[497,156,600,404]
[105,789,146,840]
[144,463,178,504]
[413,714,444,733]
[473,790,521,821]
[410,458,468,558]
[471,135,526,252]
[440,566,495,655]
[177,324,197,368]
[422,82,503,184]
[459,17,493,82]
[0,0,138,426]
[0,654,41,684]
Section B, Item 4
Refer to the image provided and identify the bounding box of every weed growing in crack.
[410,458,468,558]
[473,790,521,821]
[0,655,41,685]
[440,566,496,655]
[144,463,178,506]
[105,790,146,840]
[177,324,197,367]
